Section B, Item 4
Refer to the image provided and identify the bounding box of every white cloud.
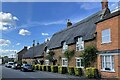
[80,2,100,10]
[16,43,20,45]
[19,29,31,36]
[0,39,11,47]
[0,12,18,31]
[41,33,49,36]
[0,49,18,58]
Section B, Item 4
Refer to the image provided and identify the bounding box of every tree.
[64,50,75,66]
[46,50,55,63]
[81,45,97,68]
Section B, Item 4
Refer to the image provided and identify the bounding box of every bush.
[42,65,46,71]
[86,67,100,79]
[68,66,75,75]
[51,66,58,73]
[58,66,67,74]
[74,67,83,76]
[38,64,42,71]
[46,65,51,72]
[32,64,35,70]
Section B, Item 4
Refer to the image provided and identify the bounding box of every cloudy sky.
[0,2,119,57]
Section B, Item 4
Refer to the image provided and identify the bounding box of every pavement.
[1,65,85,80]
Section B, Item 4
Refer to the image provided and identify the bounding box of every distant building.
[17,46,28,62]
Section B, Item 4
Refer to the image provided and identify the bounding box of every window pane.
[102,29,111,43]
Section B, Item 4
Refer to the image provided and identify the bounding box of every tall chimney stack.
[67,19,72,28]
[101,0,108,9]
[33,40,35,47]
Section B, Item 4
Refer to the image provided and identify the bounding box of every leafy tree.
[46,50,55,62]
[81,45,97,68]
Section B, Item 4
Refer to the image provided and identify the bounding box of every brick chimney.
[24,46,27,50]
[67,19,72,28]
[101,0,108,9]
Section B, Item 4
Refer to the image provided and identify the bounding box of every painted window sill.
[101,69,115,72]
[101,41,112,45]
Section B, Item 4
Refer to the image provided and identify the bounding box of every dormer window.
[76,37,84,51]
[62,42,68,53]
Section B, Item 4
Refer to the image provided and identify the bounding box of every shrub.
[86,67,100,79]
[58,66,67,74]
[68,66,75,75]
[42,65,46,71]
[51,66,58,73]
[46,65,51,72]
[32,64,35,70]
[74,67,83,76]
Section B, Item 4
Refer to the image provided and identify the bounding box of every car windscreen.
[9,63,14,65]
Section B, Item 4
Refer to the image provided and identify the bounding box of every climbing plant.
[81,45,97,68]
[64,50,75,66]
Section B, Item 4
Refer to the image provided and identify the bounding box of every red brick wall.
[96,15,119,51]
[96,15,120,79]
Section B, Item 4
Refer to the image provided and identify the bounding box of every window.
[101,55,114,71]
[46,48,49,55]
[76,57,84,68]
[102,29,111,43]
[62,42,68,53]
[76,37,84,51]
[45,60,49,65]
[62,58,68,67]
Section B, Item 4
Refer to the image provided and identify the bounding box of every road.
[1,65,85,80]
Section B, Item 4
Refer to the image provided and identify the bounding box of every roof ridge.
[53,10,101,36]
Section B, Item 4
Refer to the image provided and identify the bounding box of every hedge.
[58,66,67,74]
[86,67,101,78]
[42,65,46,71]
[46,65,51,72]
[68,66,75,75]
[74,67,83,76]
[51,66,58,73]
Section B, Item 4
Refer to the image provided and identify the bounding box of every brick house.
[22,42,47,64]
[96,8,120,78]
[45,1,110,68]
[17,46,28,62]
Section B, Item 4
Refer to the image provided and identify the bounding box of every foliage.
[64,50,74,60]
[68,66,75,75]
[86,67,101,79]
[74,67,83,76]
[81,45,97,68]
[41,65,46,71]
[58,66,67,74]
[46,50,55,62]
[46,65,51,72]
[51,66,58,73]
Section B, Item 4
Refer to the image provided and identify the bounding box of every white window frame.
[62,58,68,67]
[76,57,84,68]
[45,60,49,65]
[101,55,115,72]
[102,29,111,44]
[76,37,84,51]
[62,42,68,53]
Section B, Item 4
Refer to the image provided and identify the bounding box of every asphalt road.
[1,65,84,80]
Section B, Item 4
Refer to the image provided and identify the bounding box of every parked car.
[6,62,14,68]
[12,63,21,69]
[20,64,33,72]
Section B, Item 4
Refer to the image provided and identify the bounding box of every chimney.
[33,40,35,47]
[37,41,39,45]
[67,19,72,28]
[101,0,108,10]
[24,46,27,50]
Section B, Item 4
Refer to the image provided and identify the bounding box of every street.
[1,65,84,80]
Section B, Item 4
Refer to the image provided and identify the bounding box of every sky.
[0,2,119,58]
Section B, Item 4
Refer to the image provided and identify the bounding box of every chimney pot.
[67,19,72,28]
[101,0,108,10]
